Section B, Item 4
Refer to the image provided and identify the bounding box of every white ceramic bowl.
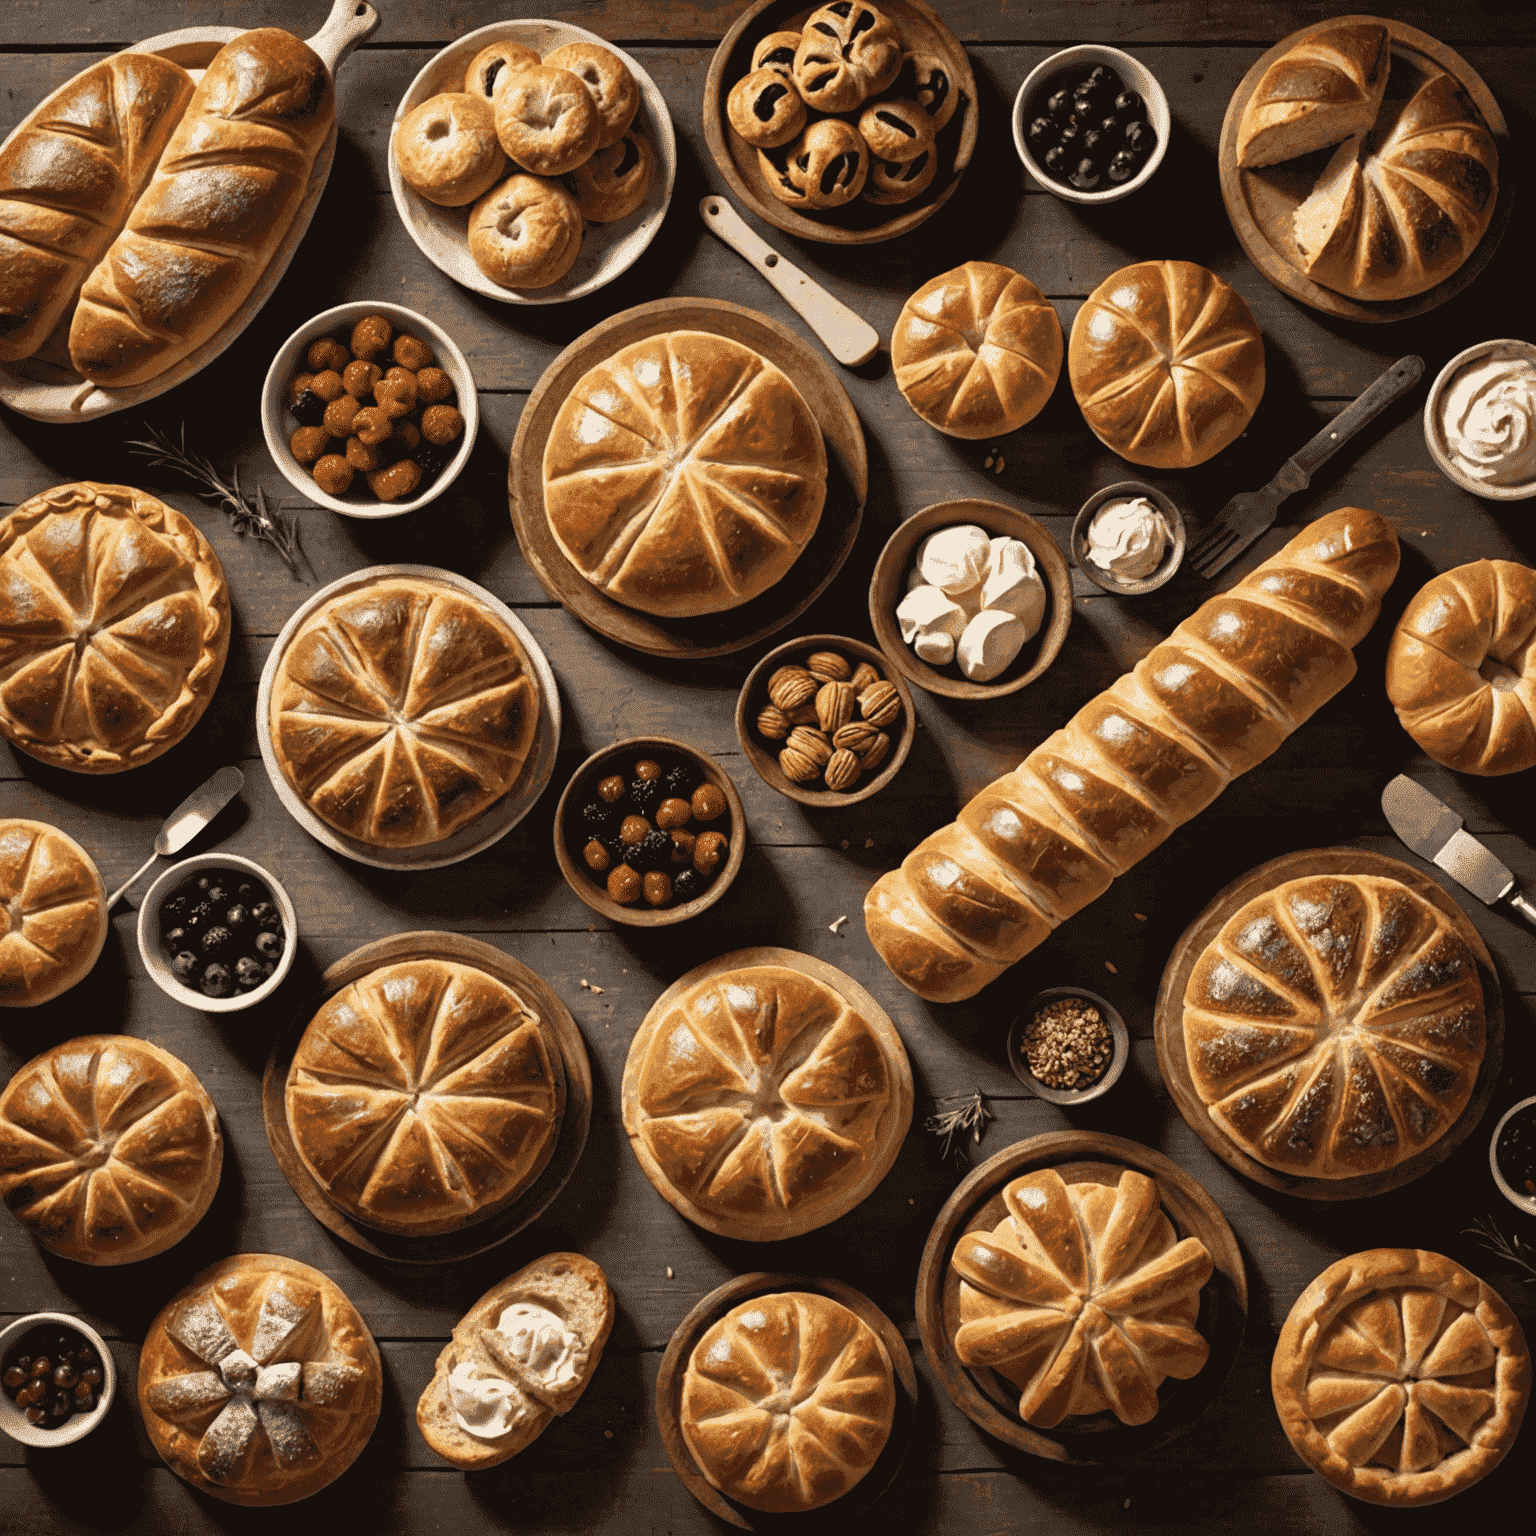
[388,19,677,306]
[1012,46,1170,205]
[1489,1095,1536,1217]
[1422,339,1536,501]
[0,1313,117,1449]
[137,853,299,1013]
[261,300,478,519]
[257,564,563,871]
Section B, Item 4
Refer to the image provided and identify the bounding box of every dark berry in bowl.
[1107,149,1138,183]
[252,902,281,931]
[255,930,284,961]
[1027,116,1055,151]
[185,899,214,930]
[205,884,229,907]
[1114,89,1142,118]
[1070,158,1103,190]
[1046,87,1072,118]
[225,904,249,932]
[172,952,200,983]
[1124,120,1154,154]
[235,957,265,989]
[672,867,705,903]
[163,925,190,956]
[1082,128,1105,157]
[289,388,327,427]
[630,776,663,815]
[201,925,233,957]
[1044,145,1068,176]
[200,964,233,999]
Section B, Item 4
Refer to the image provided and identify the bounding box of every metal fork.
[1189,355,1424,579]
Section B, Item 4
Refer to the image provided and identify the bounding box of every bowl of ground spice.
[1490,1095,1536,1217]
[1007,987,1129,1105]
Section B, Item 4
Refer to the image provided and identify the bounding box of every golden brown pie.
[0,819,107,1006]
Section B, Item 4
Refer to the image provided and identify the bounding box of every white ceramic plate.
[387,19,677,306]
[256,564,562,869]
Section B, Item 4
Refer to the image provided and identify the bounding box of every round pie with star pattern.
[0,819,107,1006]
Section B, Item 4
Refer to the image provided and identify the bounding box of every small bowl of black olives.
[0,1314,115,1449]
[1012,45,1169,204]
[137,853,298,1012]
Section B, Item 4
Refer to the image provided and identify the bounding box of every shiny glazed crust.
[1068,260,1265,468]
[1386,560,1536,774]
[680,1291,896,1512]
[1272,1249,1529,1505]
[0,1034,220,1263]
[621,964,910,1239]
[268,575,540,848]
[951,1169,1212,1427]
[463,42,541,104]
[542,331,827,618]
[286,958,564,1236]
[0,820,107,1005]
[1182,875,1485,1179]
[0,483,229,773]
[139,1253,382,1506]
[893,261,1063,439]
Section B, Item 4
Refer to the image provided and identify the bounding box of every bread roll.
[0,482,229,773]
[1236,21,1390,167]
[469,173,584,289]
[622,963,911,1239]
[139,1254,382,1506]
[864,508,1401,1002]
[681,1291,895,1512]
[417,1253,613,1469]
[893,261,1062,438]
[0,1035,220,1262]
[394,92,505,207]
[952,1168,1211,1427]
[543,42,640,149]
[1183,875,1484,1179]
[1069,260,1265,468]
[268,574,540,848]
[286,958,564,1236]
[563,129,653,222]
[1272,1250,1529,1506]
[69,29,335,387]
[0,821,107,1006]
[0,53,193,362]
[542,331,827,618]
[793,4,902,114]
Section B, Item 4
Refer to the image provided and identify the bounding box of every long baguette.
[864,508,1401,1002]
[0,53,193,363]
[68,28,334,387]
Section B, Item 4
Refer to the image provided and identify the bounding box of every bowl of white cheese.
[1071,481,1185,594]
[1424,340,1536,501]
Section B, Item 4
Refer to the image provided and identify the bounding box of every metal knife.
[1380,775,1536,929]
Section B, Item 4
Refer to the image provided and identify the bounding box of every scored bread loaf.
[69,29,335,387]
[0,53,193,362]
[864,508,1401,1002]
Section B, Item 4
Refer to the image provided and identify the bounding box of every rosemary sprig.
[924,1090,994,1168]
[1464,1215,1536,1285]
[127,424,308,578]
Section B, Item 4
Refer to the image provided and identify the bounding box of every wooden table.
[2,3,1534,1531]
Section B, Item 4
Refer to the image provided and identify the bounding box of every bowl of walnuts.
[703,0,977,244]
[736,634,916,807]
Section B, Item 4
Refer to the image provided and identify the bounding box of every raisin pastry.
[394,93,506,207]
[904,51,957,131]
[564,129,653,222]
[544,42,639,149]
[793,3,903,114]
[493,64,600,177]
[728,66,807,150]
[471,174,585,291]
[762,119,869,210]
[752,30,803,78]
[865,149,936,205]
[464,41,541,104]
[858,97,934,162]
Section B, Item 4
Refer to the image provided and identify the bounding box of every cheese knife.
[107,765,246,908]
[1380,774,1536,929]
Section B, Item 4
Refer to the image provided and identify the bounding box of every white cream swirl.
[1440,354,1536,487]
[1086,496,1172,580]
[447,1303,580,1439]
[448,1361,533,1440]
[493,1303,578,1388]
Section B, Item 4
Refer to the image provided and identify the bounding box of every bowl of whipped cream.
[1424,340,1536,501]
[1071,481,1185,594]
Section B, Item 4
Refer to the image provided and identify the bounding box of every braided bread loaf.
[864,508,1400,1001]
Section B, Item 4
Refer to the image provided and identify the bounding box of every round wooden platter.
[1153,847,1507,1202]
[1217,15,1513,323]
[656,1272,918,1530]
[621,946,914,1241]
[703,0,978,246]
[915,1132,1248,1465]
[261,930,592,1267]
[387,19,677,306]
[255,563,562,871]
[0,0,378,423]
[508,297,867,659]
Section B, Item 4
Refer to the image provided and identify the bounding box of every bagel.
[728,67,807,150]
[469,174,584,289]
[464,41,541,105]
[493,64,602,177]
[544,42,639,149]
[563,129,653,222]
[395,93,506,207]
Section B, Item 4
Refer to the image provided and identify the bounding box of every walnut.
[785,725,832,767]
[858,679,900,728]
[824,748,862,792]
[815,680,856,734]
[779,744,821,783]
[833,720,879,755]
[860,730,892,772]
[805,650,851,682]
[767,665,817,710]
[849,660,881,692]
[756,704,791,740]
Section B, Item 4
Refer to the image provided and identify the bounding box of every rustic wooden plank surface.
[3,2,1535,1531]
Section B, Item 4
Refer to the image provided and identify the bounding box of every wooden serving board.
[1152,847,1507,1202]
[1217,14,1513,323]
[621,946,915,1241]
[655,1272,918,1529]
[508,297,867,659]
[915,1131,1248,1465]
[703,0,978,246]
[261,930,592,1267]
[0,0,378,423]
